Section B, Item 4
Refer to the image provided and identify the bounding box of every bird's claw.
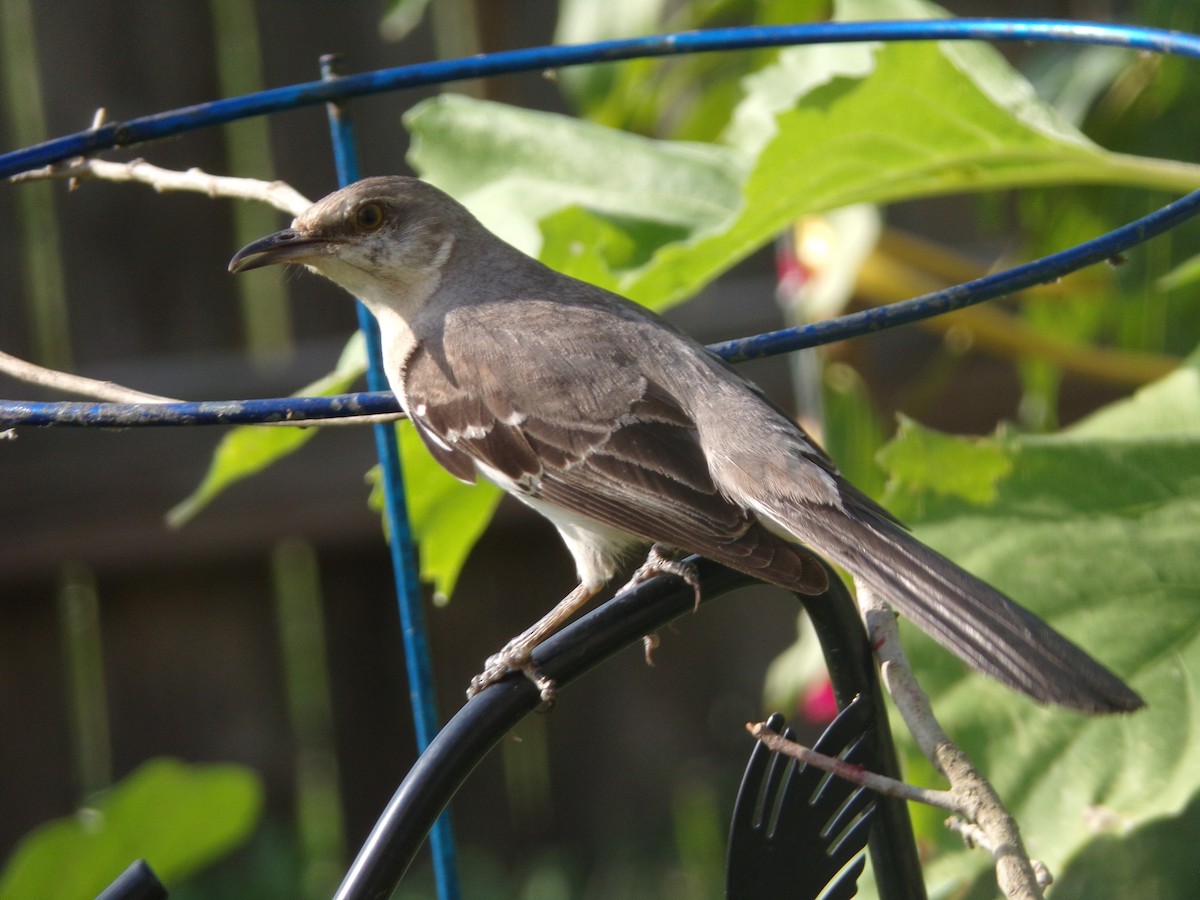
[643,632,660,666]
[627,544,703,610]
[466,643,558,708]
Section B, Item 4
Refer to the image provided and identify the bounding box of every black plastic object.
[726,702,876,899]
[796,577,927,900]
[95,860,167,900]
[333,559,924,900]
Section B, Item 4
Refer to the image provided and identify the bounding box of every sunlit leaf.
[875,350,1200,897]
[877,415,1013,509]
[168,332,367,527]
[406,95,744,264]
[407,12,1200,320]
[0,759,262,900]
[378,0,432,42]
[367,421,503,602]
[1156,251,1200,292]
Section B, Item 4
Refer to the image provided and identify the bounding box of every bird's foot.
[624,544,703,610]
[465,582,599,707]
[467,642,558,707]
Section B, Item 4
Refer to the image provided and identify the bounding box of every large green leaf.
[406,96,744,263]
[876,351,1200,898]
[367,421,503,603]
[406,5,1200,317]
[0,759,262,899]
[553,0,831,142]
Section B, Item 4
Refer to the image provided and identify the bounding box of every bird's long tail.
[765,497,1143,714]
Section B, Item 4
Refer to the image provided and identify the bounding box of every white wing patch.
[475,458,539,496]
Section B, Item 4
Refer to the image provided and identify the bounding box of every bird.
[229,175,1143,714]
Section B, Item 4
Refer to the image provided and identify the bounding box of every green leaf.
[0,759,262,900]
[406,16,1200,321]
[820,361,890,498]
[368,421,503,603]
[874,351,1200,897]
[552,0,831,143]
[1064,349,1200,440]
[406,95,744,264]
[552,0,670,115]
[168,332,367,527]
[877,414,1013,509]
[1157,251,1200,293]
[1051,790,1200,899]
[631,41,1190,311]
[379,0,433,42]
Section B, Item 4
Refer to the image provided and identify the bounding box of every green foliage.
[167,331,368,527]
[379,0,433,43]
[405,96,744,274]
[1052,789,1200,899]
[818,362,890,498]
[875,351,1200,896]
[877,415,1013,508]
[367,421,503,603]
[406,30,1199,319]
[554,0,832,142]
[0,759,263,899]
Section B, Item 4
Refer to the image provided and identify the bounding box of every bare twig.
[264,410,407,427]
[856,584,1049,900]
[746,720,961,813]
[12,154,311,216]
[0,348,176,403]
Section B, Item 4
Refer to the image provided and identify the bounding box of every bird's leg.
[621,543,702,610]
[467,581,598,704]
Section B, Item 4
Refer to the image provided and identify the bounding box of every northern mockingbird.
[230,176,1141,714]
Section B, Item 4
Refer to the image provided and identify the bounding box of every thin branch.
[856,584,1049,900]
[746,720,961,813]
[273,410,407,427]
[0,348,177,403]
[12,154,311,216]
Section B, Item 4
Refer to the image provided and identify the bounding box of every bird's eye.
[355,202,385,231]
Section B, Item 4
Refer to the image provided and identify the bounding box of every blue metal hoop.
[3,18,1199,427]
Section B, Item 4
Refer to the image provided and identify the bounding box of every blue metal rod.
[0,393,397,427]
[319,56,460,900]
[5,20,1200,180]
[6,154,1200,432]
[714,184,1200,361]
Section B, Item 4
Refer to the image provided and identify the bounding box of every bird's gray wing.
[401,300,828,594]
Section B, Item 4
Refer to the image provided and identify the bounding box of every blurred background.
[1,1,1195,897]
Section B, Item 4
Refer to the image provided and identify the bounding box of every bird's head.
[229,176,470,316]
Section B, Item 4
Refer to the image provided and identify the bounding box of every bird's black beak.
[228,228,326,274]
